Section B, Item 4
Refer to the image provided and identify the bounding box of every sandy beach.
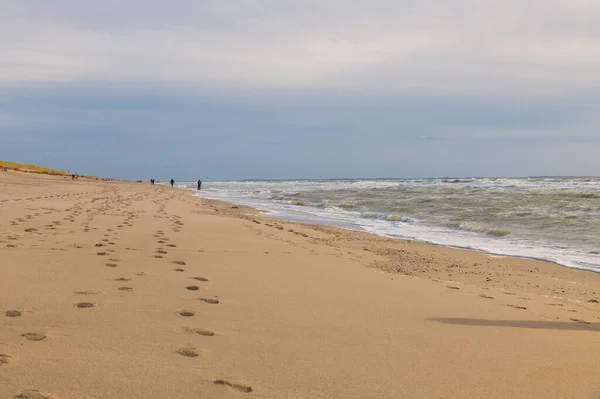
[2,170,600,399]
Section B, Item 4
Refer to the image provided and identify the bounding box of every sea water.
[179,178,600,272]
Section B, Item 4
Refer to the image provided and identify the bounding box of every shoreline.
[189,188,600,275]
[188,191,600,310]
[2,171,600,398]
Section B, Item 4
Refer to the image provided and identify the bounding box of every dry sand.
[1,170,600,398]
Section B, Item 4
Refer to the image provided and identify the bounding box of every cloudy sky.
[1,1,599,180]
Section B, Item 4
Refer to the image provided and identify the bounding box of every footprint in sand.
[172,261,186,266]
[0,354,12,364]
[184,327,215,336]
[118,286,133,291]
[5,310,22,317]
[191,277,209,282]
[22,332,46,341]
[16,389,60,399]
[74,291,98,295]
[166,244,177,248]
[176,347,199,357]
[570,318,591,325]
[174,268,185,272]
[198,298,219,304]
[154,255,164,258]
[75,302,94,308]
[156,250,167,254]
[214,380,253,393]
[105,263,117,268]
[179,310,195,317]
[114,277,131,282]
[97,252,107,256]
[186,286,199,291]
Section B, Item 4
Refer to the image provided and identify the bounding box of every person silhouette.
[170,178,174,188]
[197,179,202,190]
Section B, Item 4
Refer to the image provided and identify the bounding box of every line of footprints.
[3,220,252,398]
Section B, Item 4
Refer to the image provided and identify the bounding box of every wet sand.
[1,170,600,398]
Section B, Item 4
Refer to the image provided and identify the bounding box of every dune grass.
[0,160,70,176]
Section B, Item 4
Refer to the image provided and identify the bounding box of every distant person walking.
[170,178,175,188]
[150,179,155,185]
[197,179,202,190]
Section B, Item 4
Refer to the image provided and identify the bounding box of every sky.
[1,1,599,181]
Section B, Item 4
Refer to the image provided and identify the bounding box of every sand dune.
[1,170,600,398]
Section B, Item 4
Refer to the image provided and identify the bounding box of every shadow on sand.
[430,318,600,331]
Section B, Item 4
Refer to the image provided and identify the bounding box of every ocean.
[177,178,600,272]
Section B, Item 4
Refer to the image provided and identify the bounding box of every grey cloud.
[2,1,600,91]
